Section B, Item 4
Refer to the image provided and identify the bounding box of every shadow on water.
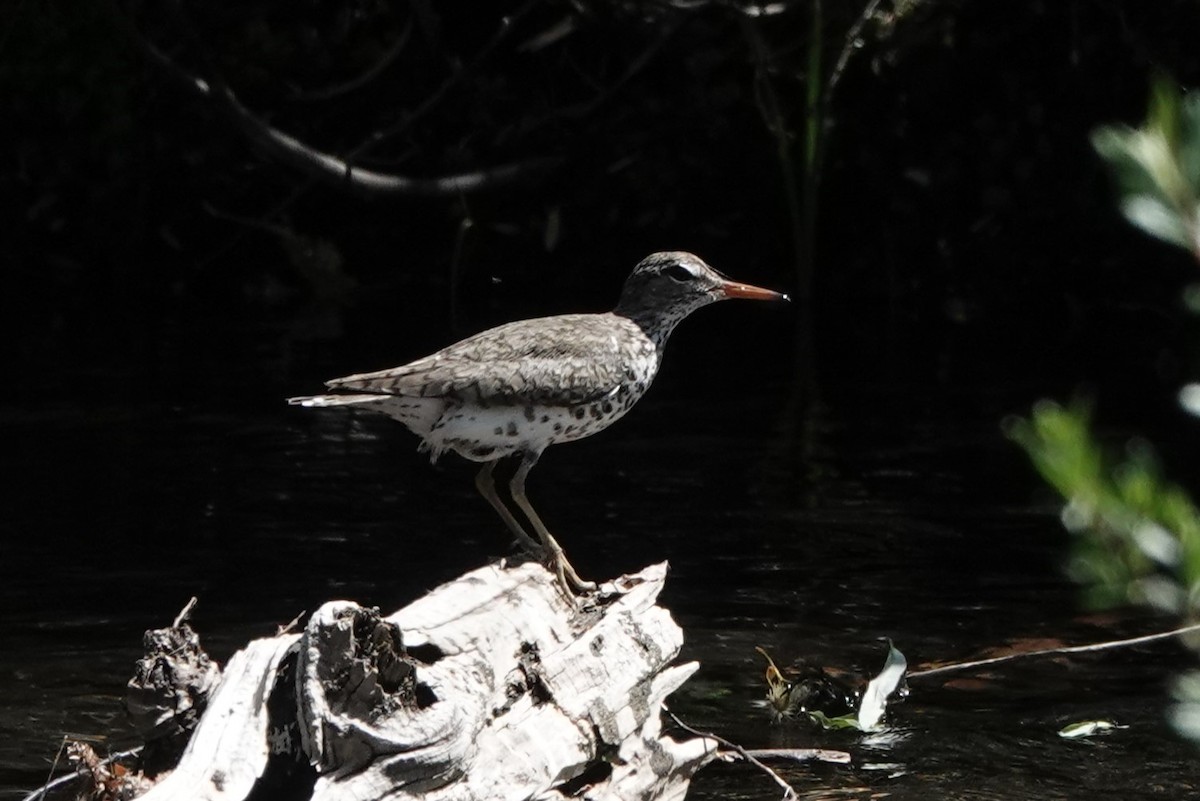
[0,376,1196,799]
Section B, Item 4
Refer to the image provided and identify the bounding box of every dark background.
[6,0,1200,416]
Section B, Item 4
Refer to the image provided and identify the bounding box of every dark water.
[1,370,1196,800]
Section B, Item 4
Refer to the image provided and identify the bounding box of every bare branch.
[214,82,560,197]
[910,621,1200,680]
[353,0,539,156]
[665,708,799,799]
[122,2,560,198]
[289,18,414,103]
[744,748,852,764]
[24,747,144,801]
[825,0,885,101]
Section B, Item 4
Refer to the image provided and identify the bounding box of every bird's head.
[614,252,788,330]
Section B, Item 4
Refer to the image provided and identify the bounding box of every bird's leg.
[475,460,542,555]
[510,452,597,594]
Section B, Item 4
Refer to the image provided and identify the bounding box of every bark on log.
[134,560,714,801]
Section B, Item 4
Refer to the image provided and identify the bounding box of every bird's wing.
[325,314,651,406]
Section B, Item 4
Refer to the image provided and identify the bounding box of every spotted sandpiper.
[290,251,787,593]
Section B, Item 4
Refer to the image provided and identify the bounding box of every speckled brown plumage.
[290,251,787,593]
[327,313,654,407]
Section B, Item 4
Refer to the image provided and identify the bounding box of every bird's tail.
[287,394,382,408]
[288,393,443,437]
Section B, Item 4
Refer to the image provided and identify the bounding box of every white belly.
[425,389,641,463]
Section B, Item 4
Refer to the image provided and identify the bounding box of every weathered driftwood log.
[136,560,714,801]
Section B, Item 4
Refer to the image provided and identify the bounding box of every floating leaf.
[857,641,908,731]
[1058,719,1128,739]
[760,643,907,732]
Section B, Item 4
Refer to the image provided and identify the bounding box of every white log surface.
[138,635,298,801]
[135,560,714,801]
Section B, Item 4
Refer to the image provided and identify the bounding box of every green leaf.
[806,710,862,731]
[1119,196,1192,247]
[1170,672,1200,741]
[1148,76,1182,153]
[1091,127,1162,199]
[1179,92,1200,189]
[1091,77,1200,252]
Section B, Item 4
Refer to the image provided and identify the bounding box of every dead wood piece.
[297,560,715,800]
[113,561,710,801]
[581,666,713,801]
[296,603,423,776]
[136,636,299,801]
[126,622,220,742]
[126,613,222,774]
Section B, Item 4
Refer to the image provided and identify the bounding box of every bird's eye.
[665,263,695,282]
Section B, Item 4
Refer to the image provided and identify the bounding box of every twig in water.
[35,736,72,801]
[910,621,1200,679]
[665,708,797,799]
[745,748,852,764]
[26,742,144,801]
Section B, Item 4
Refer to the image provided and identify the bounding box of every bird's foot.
[551,551,597,596]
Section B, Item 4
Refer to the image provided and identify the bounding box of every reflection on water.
[0,381,1195,800]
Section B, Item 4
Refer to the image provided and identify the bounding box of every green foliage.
[1013,78,1200,746]
[1005,401,1200,614]
[1091,78,1200,256]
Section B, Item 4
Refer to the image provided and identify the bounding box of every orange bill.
[720,280,790,302]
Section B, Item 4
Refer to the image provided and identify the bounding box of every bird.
[289,251,788,594]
